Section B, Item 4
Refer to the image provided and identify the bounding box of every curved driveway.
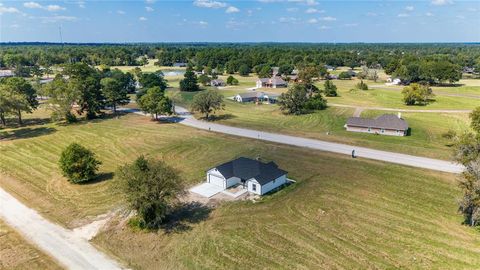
[0,187,123,270]
[125,107,464,174]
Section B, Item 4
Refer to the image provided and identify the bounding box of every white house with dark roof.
[206,157,288,195]
[234,91,280,103]
[345,113,409,136]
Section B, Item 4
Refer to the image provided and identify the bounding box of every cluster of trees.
[401,83,434,106]
[278,83,327,115]
[455,107,480,227]
[44,63,135,121]
[154,43,480,77]
[3,43,478,82]
[0,77,37,125]
[58,142,185,229]
[386,57,462,84]
[179,67,200,92]
[136,71,172,119]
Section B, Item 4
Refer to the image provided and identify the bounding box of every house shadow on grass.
[160,202,212,234]
[0,127,56,141]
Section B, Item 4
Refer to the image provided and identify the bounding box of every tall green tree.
[0,77,38,125]
[100,77,130,114]
[63,63,103,119]
[59,143,101,184]
[190,89,224,120]
[470,107,480,134]
[116,155,185,229]
[179,67,200,92]
[401,83,434,105]
[138,86,172,120]
[323,79,338,97]
[44,75,80,122]
[139,71,167,90]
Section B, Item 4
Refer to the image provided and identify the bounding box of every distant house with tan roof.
[345,113,409,136]
[256,76,287,88]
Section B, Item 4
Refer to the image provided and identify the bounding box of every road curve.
[123,107,464,174]
[0,187,123,270]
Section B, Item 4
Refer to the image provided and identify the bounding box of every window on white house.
[252,184,256,191]
[367,127,371,132]
[381,129,385,133]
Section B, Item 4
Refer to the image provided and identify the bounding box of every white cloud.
[24,2,66,11]
[305,8,324,14]
[198,20,209,26]
[397,13,409,17]
[405,6,414,11]
[39,15,77,23]
[226,6,240,13]
[307,18,318,24]
[0,5,20,14]
[139,16,148,21]
[320,16,336,21]
[319,25,330,30]
[287,7,299,12]
[145,6,154,12]
[194,0,227,8]
[467,7,477,12]
[145,0,156,3]
[431,0,452,6]
[24,2,42,9]
[344,23,358,27]
[10,24,20,29]
[456,15,465,19]
[117,10,126,15]
[425,12,434,16]
[77,1,86,8]
[278,17,298,23]
[366,12,377,16]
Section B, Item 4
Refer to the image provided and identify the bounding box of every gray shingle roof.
[346,114,409,130]
[213,157,287,185]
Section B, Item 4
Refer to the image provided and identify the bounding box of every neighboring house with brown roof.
[256,76,287,88]
[345,113,409,136]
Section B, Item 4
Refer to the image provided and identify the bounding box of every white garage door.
[208,174,225,188]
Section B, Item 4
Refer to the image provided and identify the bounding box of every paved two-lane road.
[125,107,464,174]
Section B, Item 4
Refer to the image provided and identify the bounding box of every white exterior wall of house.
[259,175,287,195]
[234,95,242,102]
[246,179,261,195]
[345,125,406,136]
[246,174,287,195]
[226,177,241,188]
[256,80,263,88]
[207,169,226,188]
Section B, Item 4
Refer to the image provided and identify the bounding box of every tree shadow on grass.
[81,172,115,185]
[160,202,213,234]
[207,113,236,121]
[0,127,56,141]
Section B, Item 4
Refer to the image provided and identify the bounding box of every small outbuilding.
[207,157,288,195]
[345,113,409,136]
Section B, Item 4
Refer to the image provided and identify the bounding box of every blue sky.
[0,0,478,43]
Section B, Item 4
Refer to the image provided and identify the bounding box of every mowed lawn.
[168,90,469,160]
[0,220,62,270]
[1,107,480,268]
[94,143,480,269]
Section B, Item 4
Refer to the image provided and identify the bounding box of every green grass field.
[1,107,480,269]
[168,89,469,160]
[0,220,62,270]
